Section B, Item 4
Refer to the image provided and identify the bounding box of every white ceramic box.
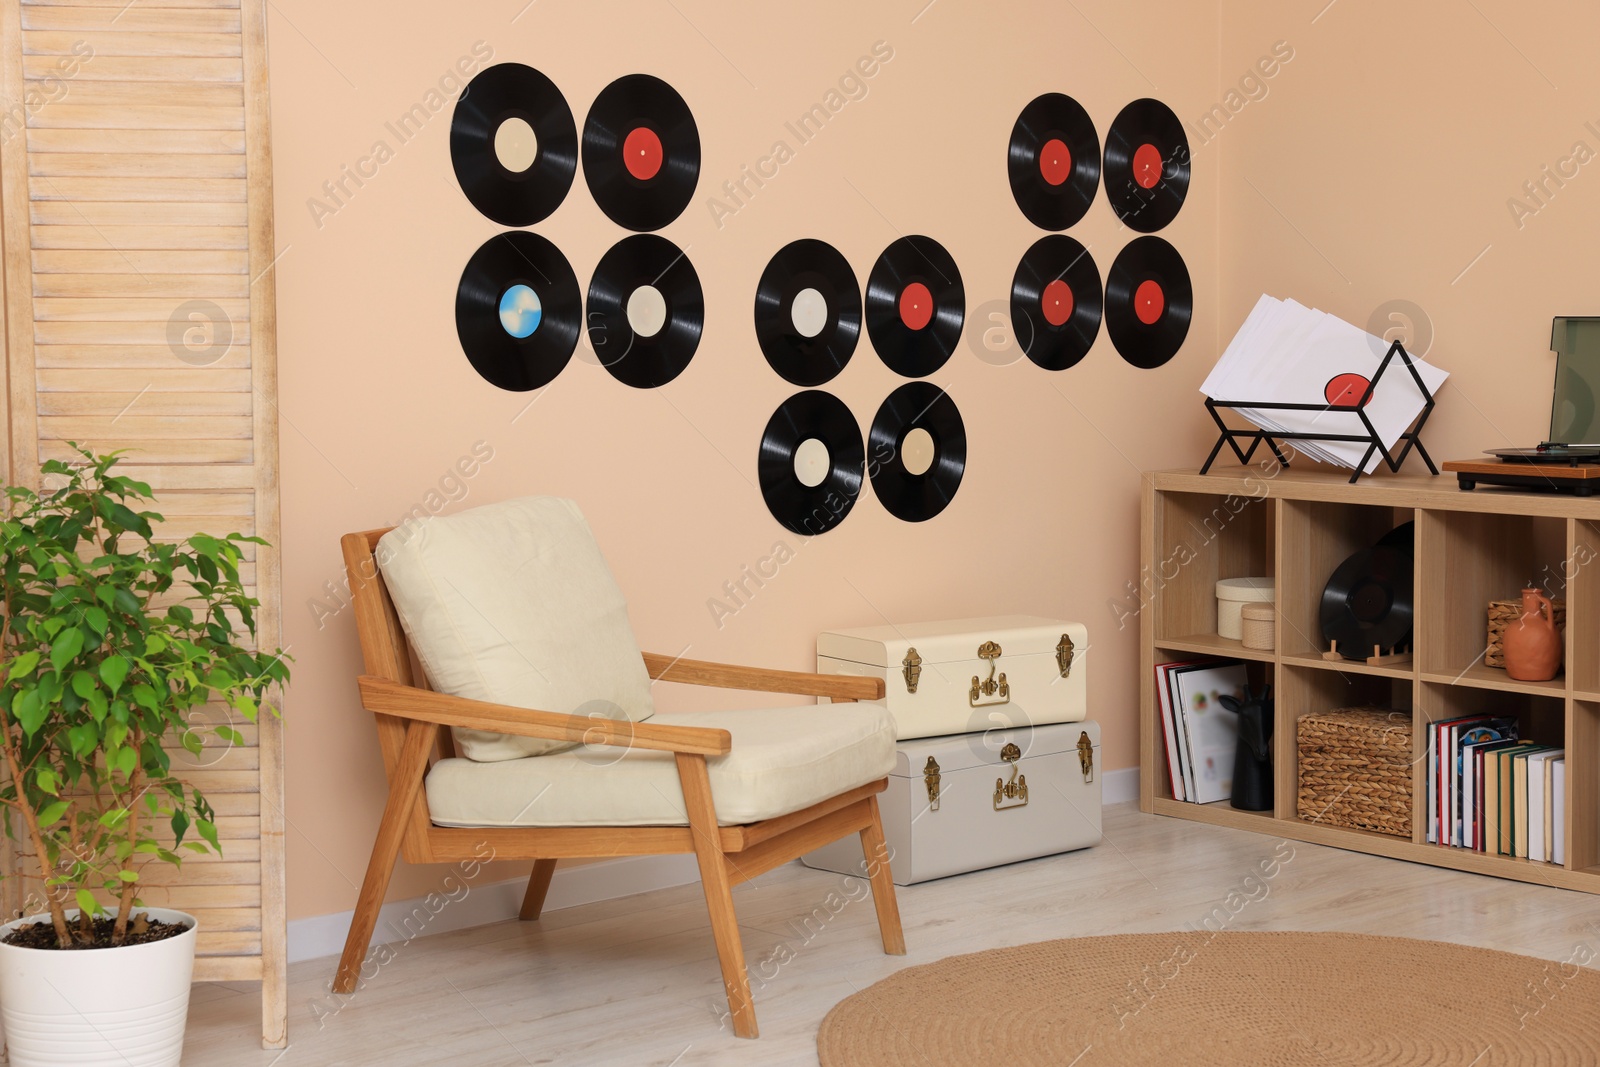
[801,721,1102,884]
[816,615,1087,740]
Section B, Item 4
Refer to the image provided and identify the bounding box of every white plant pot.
[0,907,196,1067]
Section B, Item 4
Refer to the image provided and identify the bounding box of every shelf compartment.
[1149,491,1275,644]
[1569,520,1600,694]
[1278,664,1412,827]
[1570,701,1600,870]
[1276,499,1415,659]
[1417,509,1568,685]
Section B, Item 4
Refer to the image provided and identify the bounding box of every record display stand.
[1199,340,1439,484]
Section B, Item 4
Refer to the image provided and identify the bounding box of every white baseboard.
[286,766,1140,965]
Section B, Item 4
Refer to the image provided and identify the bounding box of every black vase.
[1223,687,1274,812]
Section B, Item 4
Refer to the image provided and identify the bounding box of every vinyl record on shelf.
[758,390,865,535]
[868,382,966,523]
[1008,93,1100,231]
[449,63,577,227]
[582,74,700,231]
[455,230,582,392]
[1103,98,1190,232]
[865,236,965,378]
[1105,235,1191,369]
[1010,235,1102,371]
[1319,545,1414,657]
[586,234,703,388]
[754,240,862,387]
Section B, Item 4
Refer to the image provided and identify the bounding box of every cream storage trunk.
[802,721,1102,884]
[816,615,1087,739]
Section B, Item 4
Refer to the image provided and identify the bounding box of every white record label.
[494,117,539,173]
[901,427,935,476]
[626,285,668,338]
[790,287,828,338]
[793,437,831,488]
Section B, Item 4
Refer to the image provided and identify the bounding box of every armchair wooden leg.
[860,795,906,956]
[334,720,438,994]
[518,859,558,920]
[675,753,758,1039]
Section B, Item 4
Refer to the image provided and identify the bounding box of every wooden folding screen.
[0,0,285,1046]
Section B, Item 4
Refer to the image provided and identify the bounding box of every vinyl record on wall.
[582,74,700,231]
[758,390,865,535]
[1103,98,1190,232]
[1105,236,1191,370]
[1010,235,1102,371]
[1008,93,1100,231]
[455,230,582,391]
[449,63,578,227]
[868,382,966,522]
[754,239,862,387]
[865,236,965,378]
[586,234,704,388]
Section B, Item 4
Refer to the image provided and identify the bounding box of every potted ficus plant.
[0,447,289,1067]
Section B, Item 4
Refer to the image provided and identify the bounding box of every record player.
[1444,317,1600,495]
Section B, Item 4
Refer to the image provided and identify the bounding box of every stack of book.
[1427,715,1565,862]
[1156,658,1247,804]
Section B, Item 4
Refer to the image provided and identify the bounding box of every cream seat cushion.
[376,496,654,761]
[425,703,897,827]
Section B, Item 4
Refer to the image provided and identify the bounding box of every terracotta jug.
[1502,587,1563,682]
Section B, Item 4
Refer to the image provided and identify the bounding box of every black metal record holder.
[1199,340,1438,484]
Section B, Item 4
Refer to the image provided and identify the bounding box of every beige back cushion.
[375,496,655,760]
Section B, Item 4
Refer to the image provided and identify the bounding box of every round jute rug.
[818,931,1600,1066]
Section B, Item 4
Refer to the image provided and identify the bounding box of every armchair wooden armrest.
[356,675,732,755]
[641,653,885,701]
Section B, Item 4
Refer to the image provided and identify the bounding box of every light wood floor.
[183,803,1600,1066]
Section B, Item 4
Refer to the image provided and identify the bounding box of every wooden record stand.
[1444,459,1600,497]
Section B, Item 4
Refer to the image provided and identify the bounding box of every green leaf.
[15,690,46,736]
[37,800,70,826]
[70,670,96,699]
[113,746,136,777]
[98,808,129,830]
[197,817,220,852]
[74,889,100,917]
[49,627,84,673]
[34,767,58,795]
[6,651,39,681]
[144,633,167,655]
[84,605,109,635]
[117,870,138,883]
[67,722,98,757]
[99,654,129,694]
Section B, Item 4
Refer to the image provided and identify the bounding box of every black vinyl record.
[1103,98,1190,232]
[1105,236,1192,369]
[754,240,862,387]
[455,231,582,392]
[582,74,700,231]
[449,63,577,227]
[1320,545,1414,657]
[1008,93,1100,231]
[758,391,865,535]
[1011,235,1102,371]
[865,236,964,378]
[868,382,966,523]
[586,234,703,388]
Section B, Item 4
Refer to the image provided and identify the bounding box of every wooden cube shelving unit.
[1140,466,1600,892]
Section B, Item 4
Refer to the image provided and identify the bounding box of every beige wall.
[267,0,1227,920]
[1218,0,1600,453]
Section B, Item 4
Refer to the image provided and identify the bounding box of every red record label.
[1132,143,1163,190]
[1324,372,1372,407]
[623,127,663,181]
[1134,279,1164,324]
[1040,279,1074,327]
[899,282,934,331]
[1039,138,1072,186]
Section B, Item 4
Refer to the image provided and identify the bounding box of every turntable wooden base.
[1443,459,1600,496]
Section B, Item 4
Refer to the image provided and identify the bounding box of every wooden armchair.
[334,501,905,1039]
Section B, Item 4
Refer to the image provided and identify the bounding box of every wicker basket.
[1297,707,1412,837]
[1486,597,1565,669]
